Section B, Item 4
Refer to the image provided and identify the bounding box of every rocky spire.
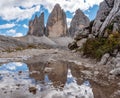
[69,9,90,37]
[46,4,68,37]
[28,12,45,36]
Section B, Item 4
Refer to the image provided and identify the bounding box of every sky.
[0,0,103,37]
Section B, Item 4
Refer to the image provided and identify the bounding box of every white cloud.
[0,0,104,21]
[85,14,89,18]
[67,18,72,28]
[6,29,24,37]
[6,29,16,34]
[0,5,40,21]
[14,62,23,67]
[1,62,27,71]
[13,33,23,37]
[23,24,28,29]
[0,23,16,29]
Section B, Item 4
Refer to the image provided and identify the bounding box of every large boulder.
[46,4,68,37]
[98,53,110,65]
[68,41,78,50]
[69,9,90,37]
[92,0,120,37]
[110,68,120,76]
[28,12,45,36]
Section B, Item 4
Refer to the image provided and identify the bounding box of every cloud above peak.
[0,0,103,21]
[0,23,16,29]
[0,5,40,21]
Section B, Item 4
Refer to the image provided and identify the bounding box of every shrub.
[81,32,120,60]
[15,47,23,51]
[27,44,36,48]
[106,23,113,31]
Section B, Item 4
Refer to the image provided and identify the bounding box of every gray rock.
[92,0,114,35]
[74,27,90,41]
[28,12,45,36]
[110,68,120,76]
[88,34,95,39]
[99,53,110,65]
[116,52,120,57]
[111,90,120,98]
[68,41,78,50]
[99,0,120,36]
[81,70,93,78]
[108,52,120,67]
[103,30,109,38]
[92,0,120,37]
[46,4,68,37]
[116,63,120,68]
[69,9,90,37]
[77,38,87,48]
[44,67,53,73]
[113,23,120,32]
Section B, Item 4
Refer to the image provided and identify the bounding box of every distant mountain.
[27,4,89,38]
[69,9,90,37]
[28,12,45,36]
[46,4,68,37]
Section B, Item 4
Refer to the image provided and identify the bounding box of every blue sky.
[0,0,103,37]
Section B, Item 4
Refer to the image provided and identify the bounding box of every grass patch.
[81,32,120,60]
[27,44,36,49]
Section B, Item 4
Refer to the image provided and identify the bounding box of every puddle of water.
[0,62,94,98]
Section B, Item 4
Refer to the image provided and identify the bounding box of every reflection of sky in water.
[66,69,76,84]
[0,62,35,88]
[44,74,51,84]
[0,62,94,98]
[0,62,28,73]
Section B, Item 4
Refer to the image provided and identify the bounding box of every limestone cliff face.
[69,9,90,37]
[28,12,45,36]
[46,4,68,37]
[92,0,120,37]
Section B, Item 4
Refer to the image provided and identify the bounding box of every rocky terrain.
[0,0,120,98]
[69,0,120,65]
[68,0,120,97]
[0,47,120,98]
[92,0,120,37]
[0,35,28,52]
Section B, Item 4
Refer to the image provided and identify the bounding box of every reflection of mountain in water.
[63,68,94,98]
[39,68,94,98]
[0,62,94,98]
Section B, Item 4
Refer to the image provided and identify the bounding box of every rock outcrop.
[28,12,45,36]
[92,0,120,37]
[46,4,68,37]
[69,9,90,37]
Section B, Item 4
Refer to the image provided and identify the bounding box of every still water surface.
[0,62,94,98]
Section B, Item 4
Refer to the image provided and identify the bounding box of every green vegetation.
[106,23,113,31]
[15,47,23,51]
[104,23,114,35]
[27,44,37,49]
[81,32,120,60]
